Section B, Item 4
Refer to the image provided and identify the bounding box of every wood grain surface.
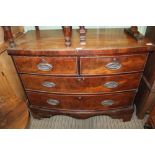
[21,73,141,94]
[27,91,136,111]
[0,50,26,100]
[0,96,29,129]
[80,54,148,75]
[13,56,77,75]
[8,29,150,56]
[7,28,151,121]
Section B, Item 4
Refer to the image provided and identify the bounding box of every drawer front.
[27,91,136,111]
[21,73,141,94]
[13,56,77,75]
[80,54,147,75]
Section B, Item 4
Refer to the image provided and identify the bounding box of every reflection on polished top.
[8,28,150,56]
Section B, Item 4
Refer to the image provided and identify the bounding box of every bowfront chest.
[8,28,150,121]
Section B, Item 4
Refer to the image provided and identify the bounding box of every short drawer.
[27,91,136,111]
[13,56,77,75]
[21,73,141,94]
[80,54,148,75]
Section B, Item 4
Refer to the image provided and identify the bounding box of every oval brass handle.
[42,81,56,88]
[37,62,53,71]
[101,100,114,106]
[47,99,59,106]
[103,81,118,88]
[105,61,122,70]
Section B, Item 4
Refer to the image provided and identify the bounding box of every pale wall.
[24,26,147,35]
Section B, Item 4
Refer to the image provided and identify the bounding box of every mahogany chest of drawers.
[7,28,151,121]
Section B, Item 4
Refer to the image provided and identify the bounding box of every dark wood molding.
[124,26,144,40]
[30,105,134,122]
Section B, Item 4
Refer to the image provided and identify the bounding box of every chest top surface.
[8,28,150,56]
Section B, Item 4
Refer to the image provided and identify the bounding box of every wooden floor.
[29,111,147,129]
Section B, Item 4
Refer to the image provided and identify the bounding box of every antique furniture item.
[6,27,151,121]
[0,39,28,129]
[135,26,155,119]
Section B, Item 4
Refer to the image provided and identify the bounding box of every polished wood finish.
[11,26,24,38]
[62,26,72,47]
[80,54,147,75]
[0,44,28,129]
[135,26,155,119]
[0,48,26,100]
[27,91,135,111]
[3,26,24,42]
[7,29,149,54]
[21,73,141,94]
[13,56,77,75]
[8,28,151,121]
[0,96,29,129]
[2,26,16,47]
[30,105,134,121]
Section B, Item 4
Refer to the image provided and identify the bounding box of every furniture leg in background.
[62,26,72,47]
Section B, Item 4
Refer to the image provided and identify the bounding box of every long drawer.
[21,73,142,94]
[27,91,136,111]
[13,56,77,75]
[80,54,148,75]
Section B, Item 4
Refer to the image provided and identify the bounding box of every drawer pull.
[77,96,82,100]
[105,61,121,70]
[47,99,59,106]
[42,81,56,88]
[101,100,114,106]
[37,63,53,71]
[103,81,118,88]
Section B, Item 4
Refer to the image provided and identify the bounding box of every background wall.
[24,26,147,35]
